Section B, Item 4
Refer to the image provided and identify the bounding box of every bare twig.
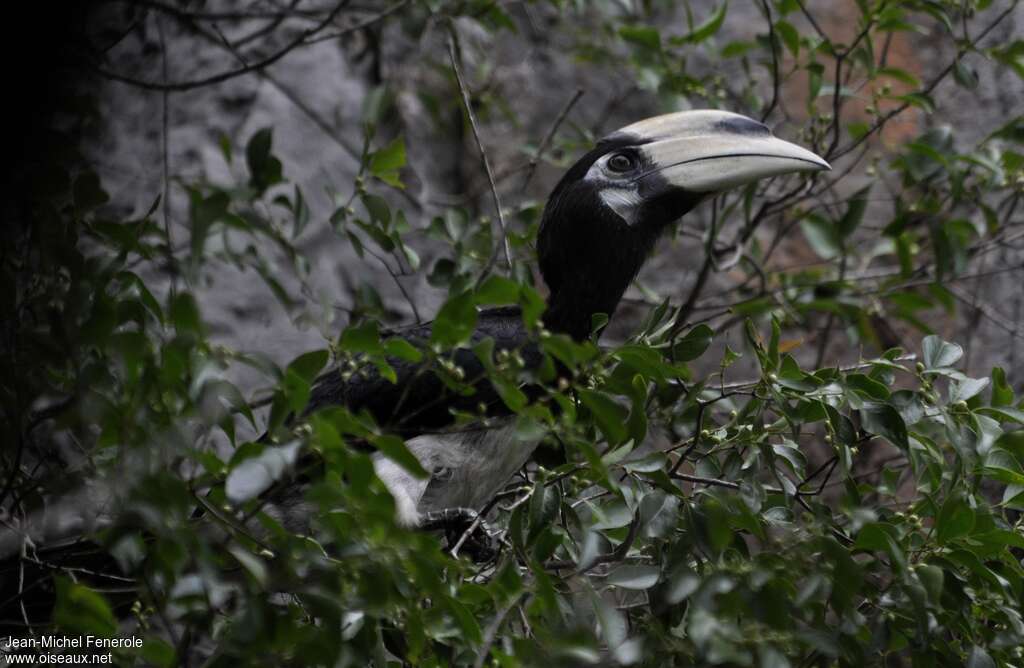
[447,27,513,276]
[793,0,828,41]
[474,594,526,668]
[93,0,353,91]
[157,14,176,293]
[758,0,779,122]
[121,0,330,22]
[546,512,642,573]
[831,1,1017,161]
[948,283,1024,343]
[688,262,1024,314]
[672,471,763,491]
[670,196,721,337]
[305,1,411,44]
[520,88,585,192]
[713,353,918,393]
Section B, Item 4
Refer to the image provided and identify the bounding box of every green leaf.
[341,320,384,355]
[140,638,176,668]
[54,578,118,637]
[878,66,920,87]
[289,185,310,237]
[854,522,900,554]
[799,213,842,259]
[936,495,975,544]
[288,349,329,384]
[672,324,714,361]
[606,564,660,590]
[443,596,483,644]
[837,186,870,238]
[369,136,406,174]
[431,291,478,346]
[967,646,996,668]
[590,588,627,648]
[619,25,661,50]
[774,20,799,56]
[978,405,1024,424]
[361,193,391,226]
[384,337,423,363]
[374,434,429,479]
[189,190,229,261]
[982,449,1024,486]
[475,275,520,305]
[678,3,727,44]
[170,292,202,334]
[579,389,629,445]
[246,127,283,194]
[915,564,944,604]
[949,377,989,403]
[922,335,962,369]
[281,349,328,411]
[846,373,890,400]
[859,402,909,450]
[953,59,979,89]
[990,367,1014,406]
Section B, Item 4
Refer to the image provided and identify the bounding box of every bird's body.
[0,110,829,632]
[303,306,541,526]
[302,110,830,533]
[305,306,538,434]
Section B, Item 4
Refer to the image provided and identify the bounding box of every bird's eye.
[606,152,637,173]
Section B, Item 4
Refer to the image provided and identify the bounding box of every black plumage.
[304,136,704,432]
[294,109,828,536]
[0,112,830,628]
[303,306,542,435]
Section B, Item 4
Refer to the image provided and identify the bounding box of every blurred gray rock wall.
[85,0,1024,407]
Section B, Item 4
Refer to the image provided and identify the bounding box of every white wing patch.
[372,420,538,527]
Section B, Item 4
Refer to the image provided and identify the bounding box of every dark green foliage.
[2,1,1024,667]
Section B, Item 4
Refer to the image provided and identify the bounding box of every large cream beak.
[616,110,830,193]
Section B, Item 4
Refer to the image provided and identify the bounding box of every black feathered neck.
[536,136,704,340]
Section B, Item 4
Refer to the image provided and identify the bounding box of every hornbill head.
[538,109,829,339]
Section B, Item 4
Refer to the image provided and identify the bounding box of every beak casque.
[618,110,830,193]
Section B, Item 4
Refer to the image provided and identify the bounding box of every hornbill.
[301,109,829,544]
[0,110,827,631]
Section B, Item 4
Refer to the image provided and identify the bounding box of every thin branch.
[546,512,642,573]
[236,0,304,47]
[92,0,353,92]
[831,1,1017,161]
[793,0,828,41]
[670,196,720,336]
[520,88,584,192]
[670,472,740,490]
[473,594,525,668]
[304,0,411,44]
[157,14,176,294]
[948,283,1024,342]
[446,26,513,276]
[669,400,708,475]
[713,353,918,393]
[120,0,330,22]
[758,0,779,122]
[688,262,1024,314]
